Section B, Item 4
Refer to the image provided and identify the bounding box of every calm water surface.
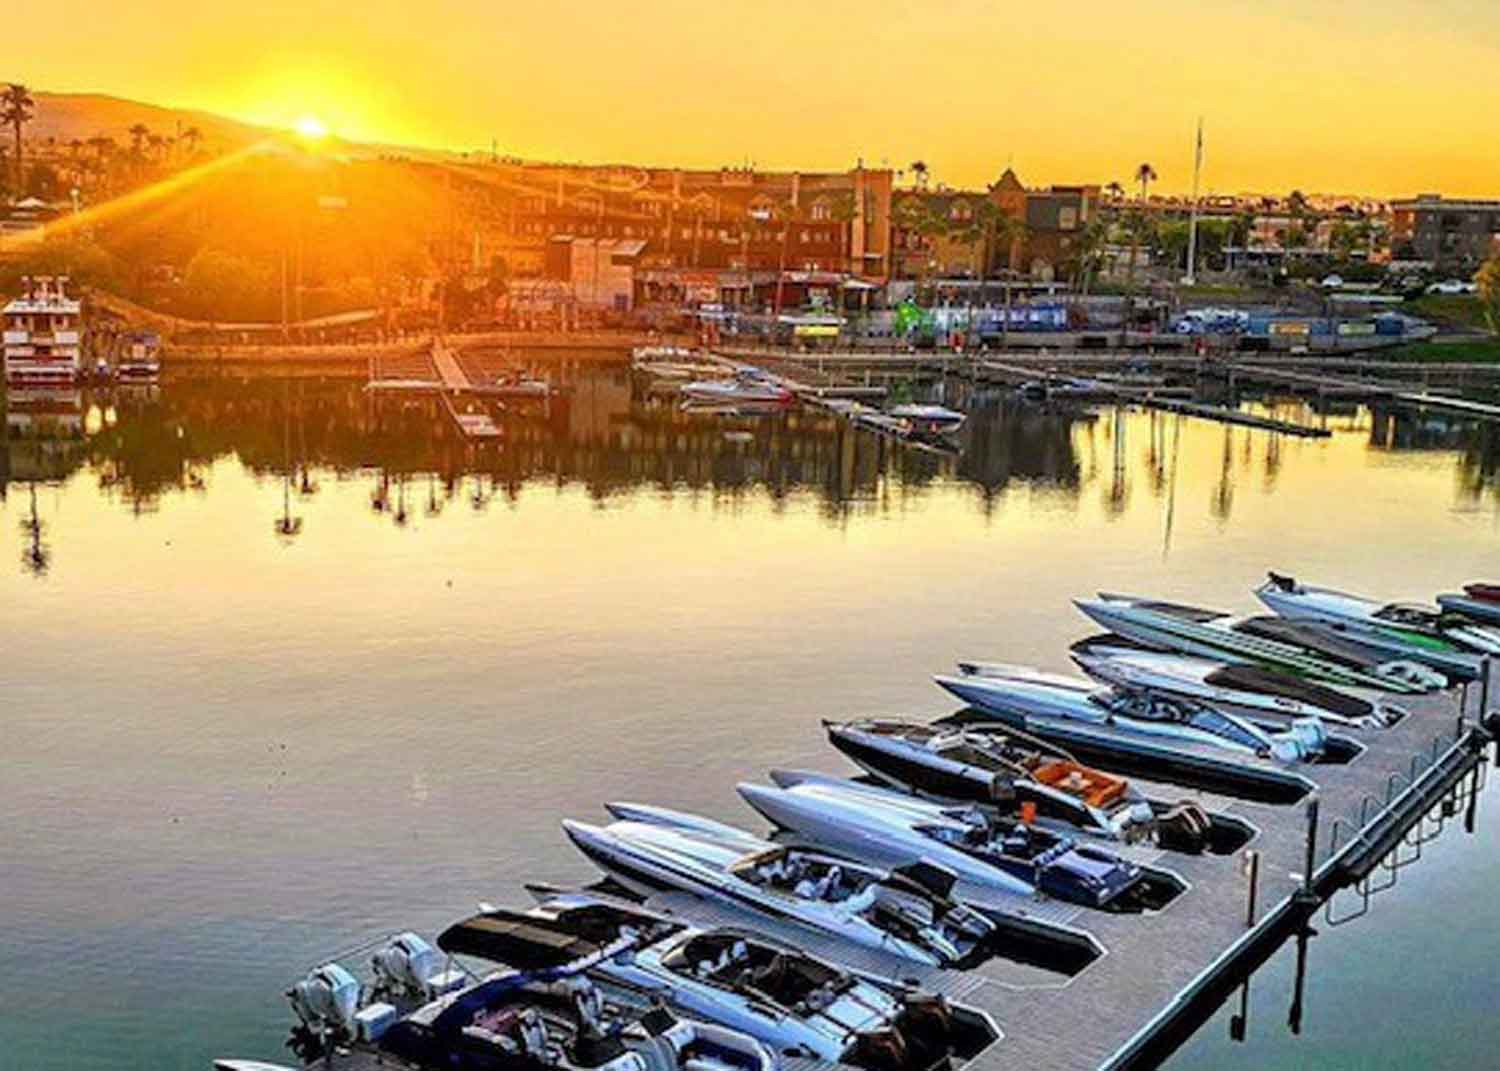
[2,365,1497,1070]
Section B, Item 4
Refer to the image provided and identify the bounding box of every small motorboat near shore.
[680,371,794,406]
[1075,593,1454,691]
[887,404,966,436]
[563,803,997,967]
[823,718,1226,854]
[1069,637,1406,731]
[1257,573,1500,661]
[737,770,1184,912]
[444,889,1000,1070]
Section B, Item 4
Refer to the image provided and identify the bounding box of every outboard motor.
[372,932,440,998]
[287,963,361,1040]
[1153,801,1211,854]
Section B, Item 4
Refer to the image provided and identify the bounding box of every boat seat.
[1034,761,1129,809]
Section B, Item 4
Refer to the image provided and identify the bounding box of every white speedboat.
[737,770,1182,911]
[443,890,999,1070]
[1258,572,1500,660]
[283,929,776,1071]
[824,718,1215,853]
[1075,593,1452,691]
[1069,637,1406,731]
[563,803,995,967]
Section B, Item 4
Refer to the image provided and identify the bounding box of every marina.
[5,362,1500,1071]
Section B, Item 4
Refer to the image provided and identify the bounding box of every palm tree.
[1135,163,1158,202]
[1105,181,1125,203]
[909,161,929,190]
[128,123,150,155]
[1,83,37,196]
[181,125,202,157]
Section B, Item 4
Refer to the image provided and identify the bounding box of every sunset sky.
[12,0,1498,196]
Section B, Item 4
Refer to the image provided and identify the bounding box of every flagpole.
[1184,117,1204,285]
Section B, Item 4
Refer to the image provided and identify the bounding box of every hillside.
[27,92,269,154]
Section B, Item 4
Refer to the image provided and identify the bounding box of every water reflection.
[4,366,1500,578]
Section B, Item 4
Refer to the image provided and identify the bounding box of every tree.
[1,83,36,195]
[128,123,150,155]
[909,161,929,190]
[181,125,202,157]
[1477,254,1500,335]
[1135,162,1158,202]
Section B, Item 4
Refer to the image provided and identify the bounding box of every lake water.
[2,364,1498,1071]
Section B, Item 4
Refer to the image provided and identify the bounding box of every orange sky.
[11,0,1499,196]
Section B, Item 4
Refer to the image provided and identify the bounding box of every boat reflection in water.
[3,363,1500,572]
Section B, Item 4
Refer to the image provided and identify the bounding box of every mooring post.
[1243,849,1260,927]
[1301,796,1320,899]
[1229,981,1250,1042]
[1465,762,1481,835]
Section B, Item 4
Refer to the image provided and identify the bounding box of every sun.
[294,115,328,140]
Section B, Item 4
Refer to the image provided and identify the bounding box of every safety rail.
[1322,721,1489,927]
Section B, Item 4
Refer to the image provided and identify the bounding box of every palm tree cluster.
[2,82,36,196]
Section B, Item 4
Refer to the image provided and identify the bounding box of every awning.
[437,911,604,969]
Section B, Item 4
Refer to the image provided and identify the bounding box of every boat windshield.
[664,934,848,1010]
[736,850,870,904]
[1374,604,1441,629]
[1183,708,1267,751]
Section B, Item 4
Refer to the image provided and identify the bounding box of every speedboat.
[1258,573,1500,661]
[282,928,775,1071]
[737,770,1182,911]
[888,404,966,436]
[824,718,1217,854]
[1075,593,1452,691]
[681,371,793,406]
[940,663,1328,763]
[933,663,1337,804]
[1069,637,1406,731]
[1437,583,1500,626]
[563,804,995,967]
[442,890,999,1070]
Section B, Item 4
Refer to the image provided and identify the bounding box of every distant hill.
[26,93,269,154]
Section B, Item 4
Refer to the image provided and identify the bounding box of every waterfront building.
[1390,195,1500,269]
[3,276,83,386]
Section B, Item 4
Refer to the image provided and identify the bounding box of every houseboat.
[3,276,83,386]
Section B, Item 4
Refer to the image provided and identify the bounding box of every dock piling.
[1244,849,1260,928]
[1300,797,1320,901]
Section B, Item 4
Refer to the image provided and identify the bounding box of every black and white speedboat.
[441,889,1000,1070]
[563,803,996,967]
[282,930,776,1071]
[824,718,1220,854]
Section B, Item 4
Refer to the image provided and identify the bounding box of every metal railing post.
[1302,796,1320,898]
[1244,849,1260,928]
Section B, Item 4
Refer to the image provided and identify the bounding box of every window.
[810,200,831,221]
[1058,206,1078,230]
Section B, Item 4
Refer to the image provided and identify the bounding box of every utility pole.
[1184,117,1204,285]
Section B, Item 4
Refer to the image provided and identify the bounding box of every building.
[546,236,645,312]
[4,276,83,386]
[1390,195,1500,269]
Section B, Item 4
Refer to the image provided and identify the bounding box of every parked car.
[1320,274,1344,289]
[1427,279,1477,295]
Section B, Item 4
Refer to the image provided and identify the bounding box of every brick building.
[1390,195,1500,269]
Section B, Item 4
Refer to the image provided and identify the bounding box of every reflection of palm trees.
[1161,415,1182,560]
[1211,426,1235,522]
[19,482,50,577]
[426,473,443,516]
[393,476,409,526]
[1105,406,1129,515]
